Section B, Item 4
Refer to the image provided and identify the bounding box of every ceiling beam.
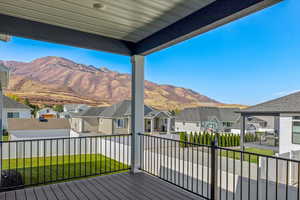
[133,0,282,55]
[0,14,134,56]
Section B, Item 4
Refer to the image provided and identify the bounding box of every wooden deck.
[0,172,204,200]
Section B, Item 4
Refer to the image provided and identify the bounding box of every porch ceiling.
[0,0,282,55]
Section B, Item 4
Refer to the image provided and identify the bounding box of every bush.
[194,133,199,145]
[179,132,188,147]
[189,132,194,145]
[199,133,203,145]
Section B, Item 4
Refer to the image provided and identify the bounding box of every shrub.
[180,132,188,147]
[189,132,194,145]
[199,132,203,145]
[194,133,199,145]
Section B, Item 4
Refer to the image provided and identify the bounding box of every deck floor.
[0,172,204,200]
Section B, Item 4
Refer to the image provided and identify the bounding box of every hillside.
[0,56,222,110]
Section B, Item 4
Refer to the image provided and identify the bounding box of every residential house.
[176,107,270,134]
[239,91,300,154]
[7,118,71,140]
[71,100,174,135]
[98,100,174,135]
[60,104,89,118]
[70,106,107,134]
[175,107,242,133]
[2,96,31,130]
[37,107,57,119]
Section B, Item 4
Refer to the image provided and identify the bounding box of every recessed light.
[93,3,105,10]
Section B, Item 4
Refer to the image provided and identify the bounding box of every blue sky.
[0,0,298,106]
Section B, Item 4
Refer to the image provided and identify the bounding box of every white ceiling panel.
[0,0,215,42]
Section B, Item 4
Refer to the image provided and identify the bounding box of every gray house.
[71,100,174,135]
[175,107,242,133]
[239,91,300,154]
[70,106,107,133]
[98,100,174,135]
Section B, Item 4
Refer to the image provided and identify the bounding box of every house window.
[116,119,126,128]
[196,122,200,127]
[183,122,185,126]
[7,112,20,118]
[223,122,233,127]
[292,120,300,144]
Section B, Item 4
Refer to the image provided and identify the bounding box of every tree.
[53,104,64,113]
[24,98,30,106]
[6,93,21,102]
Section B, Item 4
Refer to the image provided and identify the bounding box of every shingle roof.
[240,91,300,114]
[100,100,159,118]
[3,96,31,109]
[80,106,107,117]
[7,119,70,130]
[176,107,240,122]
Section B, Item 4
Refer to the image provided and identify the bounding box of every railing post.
[211,136,219,200]
[240,115,246,151]
[131,55,145,174]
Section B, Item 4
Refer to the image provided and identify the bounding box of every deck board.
[42,185,57,200]
[1,172,205,200]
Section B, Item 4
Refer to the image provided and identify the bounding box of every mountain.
[0,56,222,110]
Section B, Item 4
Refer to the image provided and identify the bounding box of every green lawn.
[1,136,9,141]
[220,148,275,164]
[2,154,129,186]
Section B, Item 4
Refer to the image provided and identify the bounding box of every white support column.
[150,118,154,133]
[131,55,144,173]
[167,118,171,134]
[240,115,246,151]
[0,83,3,138]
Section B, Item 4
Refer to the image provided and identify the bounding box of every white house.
[7,118,71,140]
[2,96,32,129]
[239,91,300,154]
[63,104,89,113]
[60,104,89,119]
[37,107,58,119]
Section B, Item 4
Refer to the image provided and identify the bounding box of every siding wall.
[2,108,31,129]
[98,118,113,134]
[175,121,201,133]
[112,118,129,134]
[70,118,82,132]
[279,114,300,154]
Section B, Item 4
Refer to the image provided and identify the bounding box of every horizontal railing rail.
[139,133,300,200]
[0,134,131,191]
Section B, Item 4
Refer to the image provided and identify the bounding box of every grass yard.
[2,154,129,186]
[220,147,275,164]
[1,136,9,141]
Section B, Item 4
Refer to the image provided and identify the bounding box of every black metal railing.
[139,133,213,200]
[0,134,131,191]
[139,134,300,200]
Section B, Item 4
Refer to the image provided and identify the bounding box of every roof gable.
[176,107,240,122]
[100,100,160,118]
[3,96,31,110]
[240,91,300,114]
